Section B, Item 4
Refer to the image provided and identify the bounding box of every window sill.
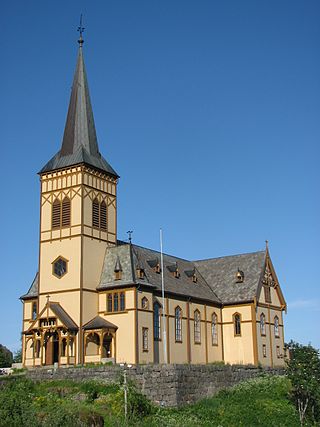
[104,310,127,315]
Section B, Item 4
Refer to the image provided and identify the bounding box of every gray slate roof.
[98,243,221,303]
[20,273,38,300]
[21,247,268,306]
[40,46,118,177]
[83,316,117,330]
[49,303,78,331]
[194,251,266,304]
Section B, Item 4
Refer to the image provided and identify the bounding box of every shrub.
[0,378,39,427]
[0,344,13,368]
[285,341,320,426]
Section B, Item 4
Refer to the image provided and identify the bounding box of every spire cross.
[77,14,85,46]
[127,230,133,243]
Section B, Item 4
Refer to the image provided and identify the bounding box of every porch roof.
[83,316,118,331]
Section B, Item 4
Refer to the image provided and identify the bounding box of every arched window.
[92,198,100,228]
[32,302,37,320]
[211,313,218,345]
[234,313,241,336]
[61,197,71,227]
[260,313,266,336]
[141,297,149,310]
[142,328,149,352]
[100,201,107,230]
[52,199,61,229]
[154,302,161,340]
[120,292,125,311]
[274,316,280,338]
[107,294,113,312]
[175,306,182,342]
[113,293,119,312]
[194,310,201,344]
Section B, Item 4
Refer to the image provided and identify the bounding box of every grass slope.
[147,376,300,427]
[0,375,301,426]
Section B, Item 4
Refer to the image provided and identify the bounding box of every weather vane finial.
[127,230,133,244]
[77,14,85,47]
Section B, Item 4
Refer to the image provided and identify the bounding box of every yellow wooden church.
[21,35,287,368]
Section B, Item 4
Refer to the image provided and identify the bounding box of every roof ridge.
[194,250,266,263]
[130,242,190,262]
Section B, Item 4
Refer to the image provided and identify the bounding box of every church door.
[45,332,59,365]
[45,339,53,365]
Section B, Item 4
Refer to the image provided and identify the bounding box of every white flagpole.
[160,228,167,364]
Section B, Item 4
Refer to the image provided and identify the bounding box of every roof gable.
[256,252,286,308]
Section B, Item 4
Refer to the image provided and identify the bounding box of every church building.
[21,34,287,368]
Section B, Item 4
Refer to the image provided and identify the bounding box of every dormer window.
[114,270,122,280]
[114,256,122,281]
[236,269,244,283]
[155,263,161,274]
[185,268,198,283]
[136,268,145,279]
[167,263,180,278]
[147,259,161,273]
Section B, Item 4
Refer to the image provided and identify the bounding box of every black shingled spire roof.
[40,42,118,177]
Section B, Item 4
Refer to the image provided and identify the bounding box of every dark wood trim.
[251,303,258,366]
[187,301,191,363]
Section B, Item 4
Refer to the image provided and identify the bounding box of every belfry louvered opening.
[62,197,71,227]
[52,197,71,229]
[92,198,100,228]
[100,201,107,231]
[92,198,108,230]
[52,199,61,229]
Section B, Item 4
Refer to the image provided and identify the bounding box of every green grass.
[145,376,300,427]
[0,375,303,426]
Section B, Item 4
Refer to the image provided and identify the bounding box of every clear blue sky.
[1,1,319,353]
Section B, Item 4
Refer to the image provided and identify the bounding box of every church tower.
[22,31,118,365]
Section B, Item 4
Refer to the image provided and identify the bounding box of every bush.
[0,378,39,427]
[0,344,13,368]
[285,341,320,426]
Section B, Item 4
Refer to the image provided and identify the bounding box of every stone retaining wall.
[27,364,284,407]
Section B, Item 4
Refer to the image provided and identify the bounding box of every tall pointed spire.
[60,45,99,157]
[40,26,118,177]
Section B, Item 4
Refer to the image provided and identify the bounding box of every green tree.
[0,344,13,368]
[285,341,320,426]
[13,348,22,363]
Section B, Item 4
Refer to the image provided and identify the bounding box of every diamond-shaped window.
[52,257,68,278]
